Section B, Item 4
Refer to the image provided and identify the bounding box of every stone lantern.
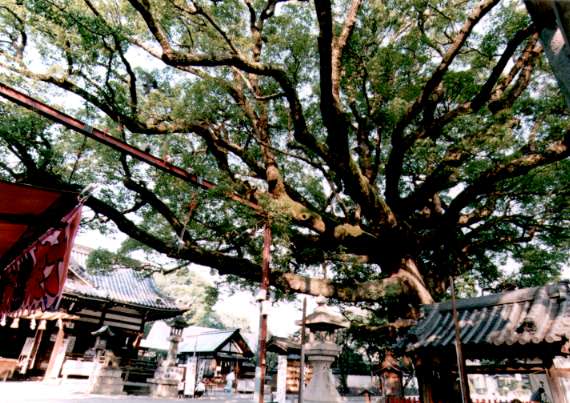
[165,318,185,366]
[379,351,403,398]
[88,325,124,395]
[302,296,349,403]
[148,317,186,398]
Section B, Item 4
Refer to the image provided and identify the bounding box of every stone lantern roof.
[91,325,115,337]
[301,296,350,332]
[167,316,188,330]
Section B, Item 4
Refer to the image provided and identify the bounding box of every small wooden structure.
[379,351,403,398]
[267,336,313,394]
[142,322,255,391]
[408,281,570,402]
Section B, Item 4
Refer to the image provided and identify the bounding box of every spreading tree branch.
[446,132,570,221]
[385,0,501,205]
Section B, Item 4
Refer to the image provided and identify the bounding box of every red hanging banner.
[0,205,82,314]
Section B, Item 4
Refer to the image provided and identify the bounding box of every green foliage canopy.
[0,0,568,323]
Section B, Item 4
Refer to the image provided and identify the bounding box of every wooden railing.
[120,357,158,384]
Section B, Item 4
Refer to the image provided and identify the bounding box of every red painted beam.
[0,82,261,211]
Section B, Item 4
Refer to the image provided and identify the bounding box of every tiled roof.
[267,336,300,355]
[409,281,570,350]
[179,329,238,353]
[141,322,253,356]
[63,266,183,312]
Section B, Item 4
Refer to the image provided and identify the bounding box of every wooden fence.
[472,400,531,403]
[385,399,531,403]
[385,398,420,403]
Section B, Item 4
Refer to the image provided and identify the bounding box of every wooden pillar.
[546,367,569,403]
[234,360,239,394]
[99,303,109,326]
[140,311,148,333]
[44,320,65,379]
[416,353,462,403]
[28,327,45,371]
[415,356,434,403]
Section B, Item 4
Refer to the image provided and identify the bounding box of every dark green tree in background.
[0,0,568,326]
[153,269,225,328]
[86,247,146,272]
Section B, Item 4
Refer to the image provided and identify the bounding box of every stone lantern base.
[148,365,184,398]
[88,364,124,395]
[148,378,179,398]
[304,341,342,403]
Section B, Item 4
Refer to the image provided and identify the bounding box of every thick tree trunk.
[397,257,434,305]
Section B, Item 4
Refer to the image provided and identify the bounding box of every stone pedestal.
[148,364,184,398]
[303,341,342,403]
[88,364,124,395]
[148,377,179,398]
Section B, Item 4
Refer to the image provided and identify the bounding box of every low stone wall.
[0,357,18,381]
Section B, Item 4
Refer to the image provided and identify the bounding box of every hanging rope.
[177,194,198,250]
[67,135,88,182]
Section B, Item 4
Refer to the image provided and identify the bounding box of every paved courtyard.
[0,381,259,403]
[0,381,376,403]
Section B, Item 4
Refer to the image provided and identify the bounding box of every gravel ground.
[0,381,372,402]
[0,381,260,403]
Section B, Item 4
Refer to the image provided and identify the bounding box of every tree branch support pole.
[254,222,272,403]
[450,276,470,403]
[0,83,260,211]
[298,297,307,403]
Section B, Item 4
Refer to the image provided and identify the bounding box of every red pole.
[298,297,307,403]
[255,222,271,403]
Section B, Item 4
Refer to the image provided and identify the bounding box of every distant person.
[225,371,235,394]
[511,399,522,403]
[195,380,205,398]
[530,386,545,403]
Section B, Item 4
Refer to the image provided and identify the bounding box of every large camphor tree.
[0,0,568,322]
